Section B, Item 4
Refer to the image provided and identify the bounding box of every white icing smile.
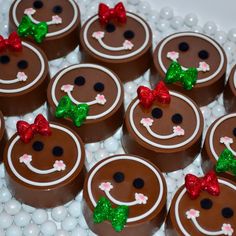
[99,182,148,206]
[186,209,234,236]
[140,118,185,140]
[220,136,236,155]
[61,84,107,105]
[19,154,66,175]
[92,31,134,51]
[0,72,28,84]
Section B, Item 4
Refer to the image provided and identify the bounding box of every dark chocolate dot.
[113,172,124,183]
[74,76,85,86]
[53,5,63,14]
[200,198,213,209]
[17,60,28,69]
[151,108,163,119]
[178,42,189,52]
[94,82,104,92]
[105,23,116,33]
[133,178,144,189]
[198,50,209,60]
[123,30,135,39]
[222,207,234,218]
[0,55,10,64]
[171,113,183,124]
[33,0,43,9]
[52,146,64,157]
[32,141,44,151]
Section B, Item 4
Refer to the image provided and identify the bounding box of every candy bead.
[41,221,57,236]
[32,209,48,224]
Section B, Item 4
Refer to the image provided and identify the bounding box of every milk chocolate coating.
[83,155,167,236]
[151,32,227,106]
[122,92,204,172]
[47,64,124,143]
[224,65,236,113]
[201,113,236,182]
[165,177,236,235]
[4,122,85,208]
[80,12,152,82]
[9,0,81,60]
[0,41,50,116]
[0,111,7,163]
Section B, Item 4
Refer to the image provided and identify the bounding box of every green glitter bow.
[93,197,129,232]
[17,15,48,43]
[164,61,198,90]
[55,95,89,127]
[216,148,236,176]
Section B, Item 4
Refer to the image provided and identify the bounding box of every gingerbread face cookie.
[83,155,167,236]
[9,0,81,60]
[151,32,227,106]
[47,63,124,143]
[80,2,152,82]
[4,114,85,208]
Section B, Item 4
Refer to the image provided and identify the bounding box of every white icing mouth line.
[0,72,28,84]
[24,8,62,25]
[186,209,234,236]
[92,31,134,51]
[19,154,66,175]
[220,136,236,155]
[99,182,148,206]
[61,84,107,105]
[140,118,185,140]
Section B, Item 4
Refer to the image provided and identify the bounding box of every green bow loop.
[93,197,129,232]
[55,96,89,127]
[216,148,236,176]
[165,61,198,90]
[18,15,48,43]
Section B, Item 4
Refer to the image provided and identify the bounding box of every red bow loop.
[185,171,220,199]
[17,114,51,143]
[0,32,22,52]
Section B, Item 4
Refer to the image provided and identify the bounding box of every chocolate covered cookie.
[83,154,167,236]
[0,111,7,163]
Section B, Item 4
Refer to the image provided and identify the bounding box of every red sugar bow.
[17,114,52,143]
[137,81,171,109]
[185,171,220,200]
[98,2,127,25]
[0,32,22,52]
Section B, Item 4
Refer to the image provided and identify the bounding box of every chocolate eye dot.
[222,207,234,218]
[198,50,209,59]
[32,141,44,151]
[123,30,135,39]
[151,108,163,119]
[0,55,10,64]
[178,42,189,52]
[94,82,104,92]
[171,113,183,124]
[232,128,236,137]
[17,60,28,69]
[74,76,85,86]
[52,146,64,157]
[33,0,43,9]
[53,5,63,14]
[113,172,124,183]
[133,178,144,189]
[105,23,116,33]
[200,198,213,209]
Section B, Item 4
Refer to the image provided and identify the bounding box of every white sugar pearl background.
[0,0,235,235]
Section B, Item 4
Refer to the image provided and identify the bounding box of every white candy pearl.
[200,106,211,118]
[49,58,63,67]
[78,216,88,229]
[0,204,3,213]
[95,148,109,161]
[124,81,137,94]
[0,164,5,178]
[191,25,203,33]
[170,16,184,30]
[128,0,140,5]
[6,224,22,236]
[0,187,12,203]
[203,21,217,36]
[41,221,57,236]
[0,212,13,228]
[51,206,67,222]
[212,104,225,118]
[4,199,21,215]
[14,211,31,227]
[22,204,35,213]
[65,52,79,64]
[228,28,236,42]
[85,142,100,153]
[71,227,88,236]
[5,116,19,130]
[22,113,35,124]
[165,177,177,193]
[215,30,227,45]
[23,224,40,236]
[56,230,70,236]
[167,169,184,180]
[138,1,151,15]
[156,20,170,32]
[114,128,123,140]
[184,13,198,27]
[68,201,82,218]
[104,137,119,153]
[62,216,77,231]
[32,209,48,224]
[160,7,173,20]
[224,41,236,55]
[148,10,159,24]
[85,150,93,164]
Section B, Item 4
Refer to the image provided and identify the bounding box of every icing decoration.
[18,15,48,43]
[186,209,234,235]
[92,31,134,51]
[16,114,52,143]
[19,154,66,174]
[0,71,28,84]
[216,149,236,176]
[55,95,89,127]
[0,32,22,52]
[99,182,148,206]
[185,171,220,199]
[137,81,171,109]
[93,196,128,232]
[98,2,127,25]
[61,84,107,105]
[220,136,236,156]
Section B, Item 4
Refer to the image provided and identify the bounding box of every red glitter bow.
[137,81,171,109]
[98,2,127,25]
[16,114,52,143]
[185,171,220,200]
[0,32,22,52]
